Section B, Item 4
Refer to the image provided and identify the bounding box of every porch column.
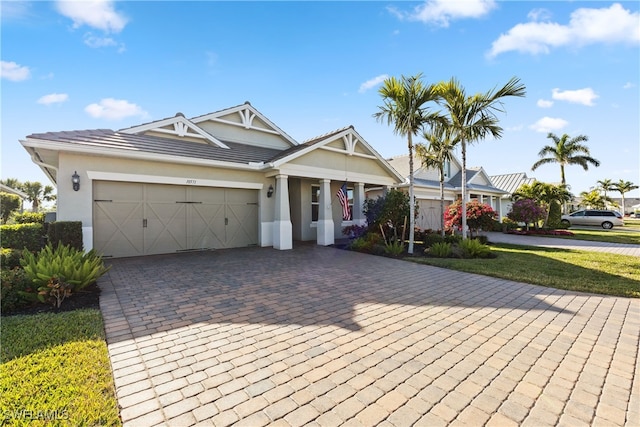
[353,182,366,226]
[273,174,293,250]
[317,179,334,246]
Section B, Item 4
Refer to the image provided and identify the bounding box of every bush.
[423,233,445,248]
[349,233,383,253]
[507,199,547,230]
[1,268,32,313]
[0,223,44,252]
[14,212,46,224]
[445,200,497,237]
[459,239,492,259]
[429,242,452,258]
[1,248,22,270]
[342,224,368,239]
[547,201,564,229]
[47,221,83,251]
[0,193,21,224]
[20,243,110,292]
[383,239,405,256]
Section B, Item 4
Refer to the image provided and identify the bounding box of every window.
[311,185,354,222]
[311,185,320,222]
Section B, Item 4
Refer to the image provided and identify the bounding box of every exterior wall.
[288,149,391,180]
[197,121,291,149]
[58,152,273,250]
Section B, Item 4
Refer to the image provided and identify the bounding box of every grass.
[0,309,121,426]
[553,228,640,245]
[410,243,640,298]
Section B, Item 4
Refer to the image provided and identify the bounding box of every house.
[489,172,536,220]
[374,154,507,231]
[20,102,404,257]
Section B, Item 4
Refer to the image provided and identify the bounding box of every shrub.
[423,233,445,248]
[364,189,411,233]
[547,201,564,229]
[37,276,74,309]
[47,221,83,251]
[14,212,46,224]
[349,233,383,253]
[444,234,462,245]
[445,200,497,237]
[20,243,110,292]
[383,239,405,256]
[459,238,492,259]
[0,193,21,224]
[0,223,44,252]
[1,248,22,270]
[342,224,368,239]
[429,242,452,258]
[507,199,547,230]
[1,268,32,313]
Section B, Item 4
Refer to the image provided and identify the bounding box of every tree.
[613,180,639,214]
[507,199,547,230]
[512,181,571,227]
[374,73,441,254]
[21,181,56,212]
[531,133,600,187]
[0,178,23,190]
[444,200,497,238]
[0,193,22,223]
[415,122,458,237]
[434,76,526,239]
[579,190,606,210]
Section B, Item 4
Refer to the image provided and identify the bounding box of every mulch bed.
[2,283,101,317]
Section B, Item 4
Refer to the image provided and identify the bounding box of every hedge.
[0,223,44,252]
[47,221,83,251]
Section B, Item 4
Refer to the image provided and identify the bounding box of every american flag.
[337,182,351,221]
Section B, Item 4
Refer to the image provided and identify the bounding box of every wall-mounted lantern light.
[267,185,274,198]
[72,171,80,191]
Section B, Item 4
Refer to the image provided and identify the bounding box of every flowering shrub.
[507,199,547,230]
[445,200,497,237]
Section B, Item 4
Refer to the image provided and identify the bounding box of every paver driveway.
[99,244,640,426]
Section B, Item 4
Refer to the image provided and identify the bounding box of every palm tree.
[513,181,571,226]
[21,181,56,212]
[613,180,639,214]
[596,178,615,207]
[374,73,441,254]
[531,133,600,187]
[434,76,526,239]
[579,190,606,210]
[415,122,458,237]
[0,178,23,190]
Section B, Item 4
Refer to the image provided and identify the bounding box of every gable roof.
[119,113,229,148]
[490,172,536,194]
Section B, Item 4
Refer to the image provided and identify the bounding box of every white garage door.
[93,182,258,258]
[417,199,450,231]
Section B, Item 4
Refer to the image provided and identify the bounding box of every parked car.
[561,209,624,229]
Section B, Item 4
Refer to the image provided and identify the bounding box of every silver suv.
[561,209,624,229]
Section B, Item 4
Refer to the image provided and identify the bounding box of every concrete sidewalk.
[99,245,640,426]
[486,232,640,257]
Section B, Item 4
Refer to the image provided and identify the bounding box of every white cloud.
[527,8,552,22]
[0,1,32,21]
[1,61,30,81]
[623,82,636,89]
[85,98,148,120]
[389,0,496,27]
[488,3,639,57]
[551,87,598,106]
[359,74,389,93]
[37,93,69,105]
[83,33,117,48]
[537,99,553,108]
[56,0,127,33]
[530,117,568,133]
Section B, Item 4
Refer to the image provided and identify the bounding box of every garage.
[93,181,258,258]
[416,199,449,231]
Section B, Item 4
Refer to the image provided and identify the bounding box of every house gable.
[191,102,297,150]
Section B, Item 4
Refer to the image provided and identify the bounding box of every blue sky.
[2,0,639,199]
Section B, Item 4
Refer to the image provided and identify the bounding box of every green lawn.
[410,243,640,298]
[555,228,640,245]
[0,309,121,426]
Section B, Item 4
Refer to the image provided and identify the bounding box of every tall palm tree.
[415,122,458,237]
[613,180,639,214]
[531,133,600,187]
[374,73,441,254]
[434,76,526,239]
[21,181,56,212]
[513,181,571,226]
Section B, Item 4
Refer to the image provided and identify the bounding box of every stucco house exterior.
[20,102,403,257]
[372,154,507,231]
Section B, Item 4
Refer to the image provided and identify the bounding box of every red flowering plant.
[507,198,547,231]
[444,200,497,238]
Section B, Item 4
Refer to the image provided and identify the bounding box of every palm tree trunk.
[440,168,445,238]
[408,134,415,254]
[461,140,467,240]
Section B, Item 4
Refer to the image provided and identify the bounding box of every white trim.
[86,171,264,190]
[268,164,399,186]
[120,115,230,149]
[319,145,377,160]
[208,117,282,135]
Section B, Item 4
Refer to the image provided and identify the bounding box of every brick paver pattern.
[99,244,640,426]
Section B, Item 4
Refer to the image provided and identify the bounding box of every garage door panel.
[93,182,259,257]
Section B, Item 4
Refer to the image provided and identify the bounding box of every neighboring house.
[0,183,28,212]
[20,102,403,257]
[372,154,507,231]
[489,172,536,220]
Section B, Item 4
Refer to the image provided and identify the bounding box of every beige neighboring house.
[20,102,403,257]
[371,154,507,231]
